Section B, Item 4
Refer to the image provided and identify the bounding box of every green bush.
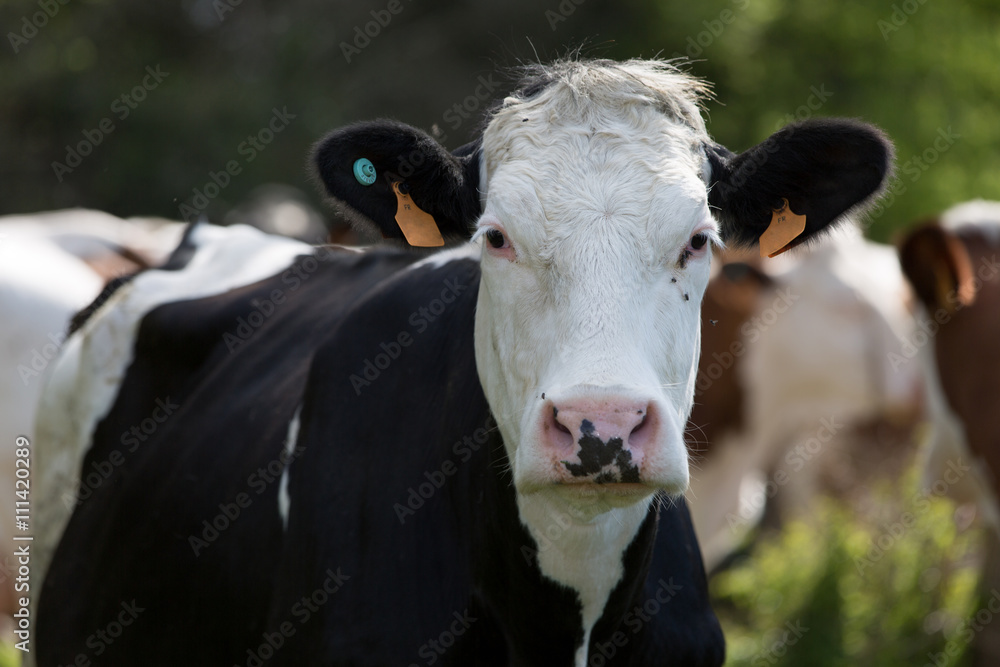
[712,466,983,667]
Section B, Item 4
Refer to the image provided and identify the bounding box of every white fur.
[277,407,302,530]
[941,198,1000,242]
[473,60,716,661]
[406,239,482,271]
[34,223,309,600]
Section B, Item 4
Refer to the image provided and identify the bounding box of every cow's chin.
[512,458,689,514]
[515,478,664,519]
[549,481,659,508]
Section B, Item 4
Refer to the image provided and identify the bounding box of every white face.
[473,96,717,511]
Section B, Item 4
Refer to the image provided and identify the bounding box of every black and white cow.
[35,59,892,666]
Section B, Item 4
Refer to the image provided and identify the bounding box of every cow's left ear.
[707,118,893,254]
[312,120,482,245]
[898,221,977,312]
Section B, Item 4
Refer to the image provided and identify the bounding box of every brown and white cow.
[899,200,1000,529]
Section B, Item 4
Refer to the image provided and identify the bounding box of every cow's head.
[313,59,892,513]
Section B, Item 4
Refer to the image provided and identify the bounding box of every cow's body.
[36,58,892,666]
[38,225,721,666]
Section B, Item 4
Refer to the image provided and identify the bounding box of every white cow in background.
[0,210,184,627]
[687,223,924,571]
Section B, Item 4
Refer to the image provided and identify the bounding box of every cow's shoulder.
[37,226,436,664]
[269,246,489,662]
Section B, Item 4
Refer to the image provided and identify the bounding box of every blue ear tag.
[353,158,376,186]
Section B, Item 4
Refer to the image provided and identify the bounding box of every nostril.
[631,413,648,438]
[552,406,571,434]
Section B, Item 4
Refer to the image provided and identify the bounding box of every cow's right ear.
[707,118,893,255]
[312,120,482,245]
[899,221,977,312]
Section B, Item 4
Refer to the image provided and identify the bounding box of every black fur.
[707,118,894,248]
[39,248,725,667]
[67,274,135,335]
[312,120,481,244]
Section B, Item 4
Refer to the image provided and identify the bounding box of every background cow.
[898,199,1000,664]
[34,59,891,666]
[0,210,184,634]
[687,225,924,570]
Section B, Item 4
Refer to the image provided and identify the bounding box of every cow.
[898,200,1000,666]
[35,59,892,666]
[686,225,924,571]
[0,210,184,634]
[899,200,1000,529]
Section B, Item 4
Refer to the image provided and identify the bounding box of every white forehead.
[479,60,714,245]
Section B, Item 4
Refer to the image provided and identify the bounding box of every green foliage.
[1,0,997,237]
[711,466,983,667]
[0,641,18,667]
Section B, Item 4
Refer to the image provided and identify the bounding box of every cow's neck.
[474,429,657,666]
[518,492,653,666]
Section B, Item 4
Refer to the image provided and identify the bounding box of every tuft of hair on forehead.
[492,58,712,138]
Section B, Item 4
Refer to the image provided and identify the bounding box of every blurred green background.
[3,1,999,665]
[2,0,998,240]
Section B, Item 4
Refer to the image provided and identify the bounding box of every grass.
[711,463,985,667]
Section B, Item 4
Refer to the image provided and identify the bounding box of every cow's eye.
[690,233,708,251]
[486,229,507,249]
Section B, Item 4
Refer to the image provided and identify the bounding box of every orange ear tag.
[391,181,444,247]
[759,198,807,258]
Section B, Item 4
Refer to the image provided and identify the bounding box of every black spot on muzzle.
[561,420,640,483]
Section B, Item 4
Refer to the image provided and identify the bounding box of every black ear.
[312,120,482,244]
[707,118,893,250]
